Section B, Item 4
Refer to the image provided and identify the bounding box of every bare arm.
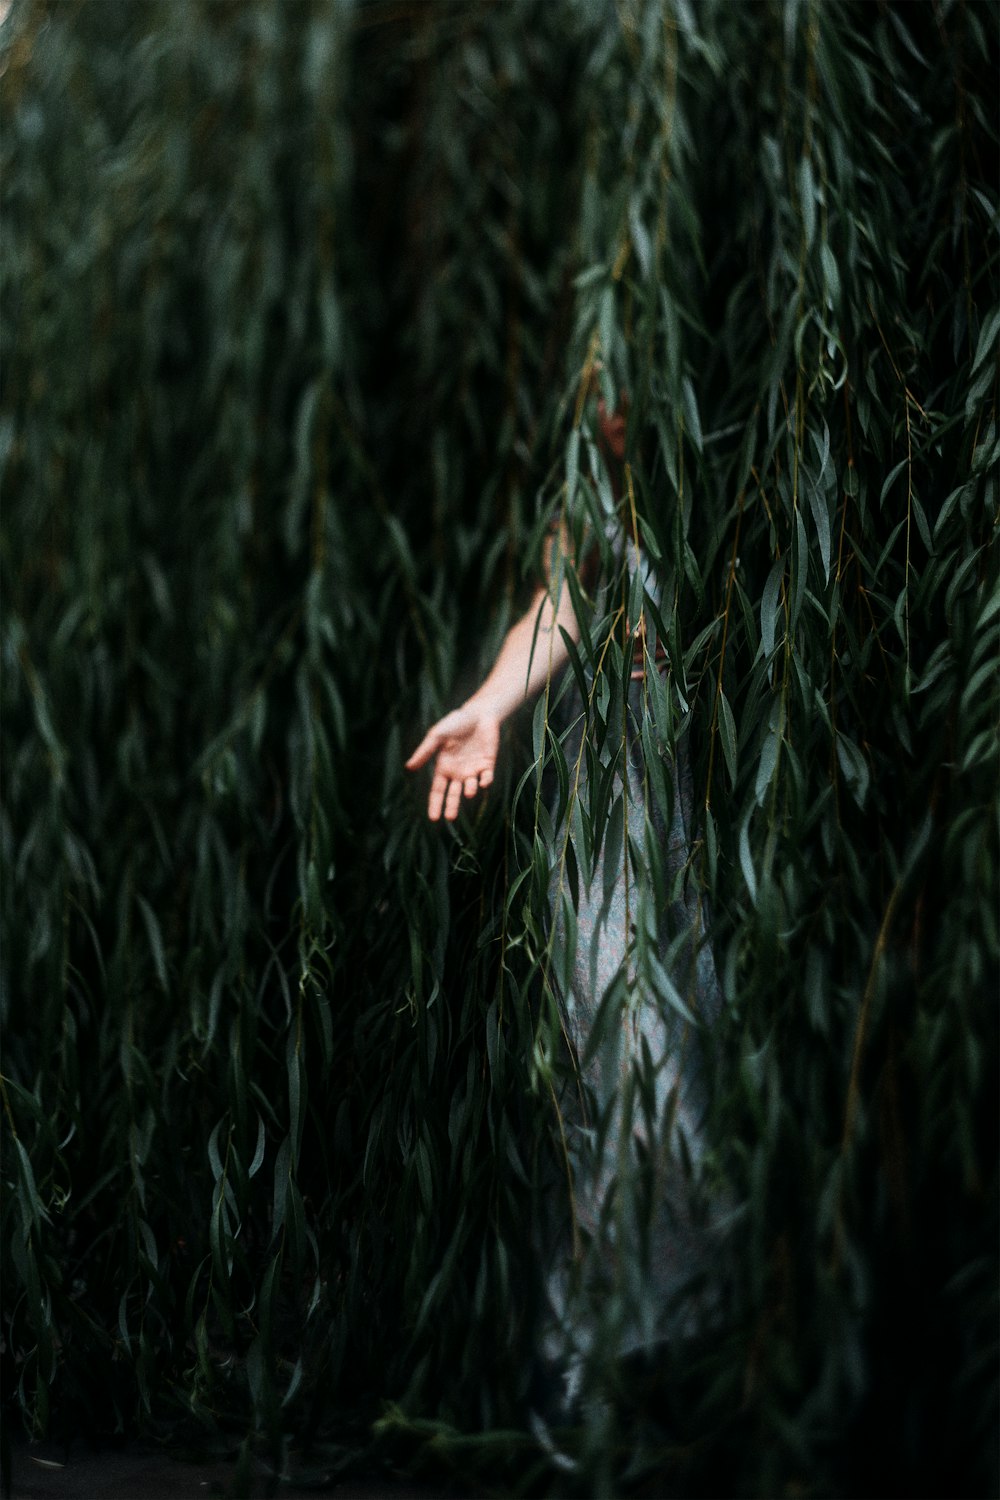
[405,534,581,821]
[473,565,580,721]
[406,396,626,821]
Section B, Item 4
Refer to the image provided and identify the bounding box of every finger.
[428,772,448,821]
[443,779,463,821]
[406,728,444,771]
[463,776,479,799]
[478,766,494,789]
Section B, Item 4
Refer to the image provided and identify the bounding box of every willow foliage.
[2,1,997,1495]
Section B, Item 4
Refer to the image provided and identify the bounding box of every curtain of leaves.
[2,1,996,1494]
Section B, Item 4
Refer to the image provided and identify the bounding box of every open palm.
[405,703,500,821]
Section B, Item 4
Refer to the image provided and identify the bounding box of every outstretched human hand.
[405,700,500,821]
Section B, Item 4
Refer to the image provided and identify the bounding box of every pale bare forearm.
[407,407,621,818]
[471,582,579,723]
[405,537,583,820]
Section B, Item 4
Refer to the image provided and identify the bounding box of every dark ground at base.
[7,1437,439,1500]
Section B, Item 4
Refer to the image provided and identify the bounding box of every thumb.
[405,724,445,770]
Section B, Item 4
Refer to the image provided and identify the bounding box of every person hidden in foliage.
[406,382,726,1403]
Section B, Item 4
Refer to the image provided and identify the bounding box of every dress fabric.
[543,561,724,1365]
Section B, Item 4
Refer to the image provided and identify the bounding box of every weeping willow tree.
[2,0,997,1495]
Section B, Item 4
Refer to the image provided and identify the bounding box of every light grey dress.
[542,537,725,1375]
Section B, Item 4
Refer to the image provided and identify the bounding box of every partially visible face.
[597,396,627,460]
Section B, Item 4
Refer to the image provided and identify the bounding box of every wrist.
[468,685,509,722]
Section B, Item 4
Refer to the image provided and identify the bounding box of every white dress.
[541,518,725,1377]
